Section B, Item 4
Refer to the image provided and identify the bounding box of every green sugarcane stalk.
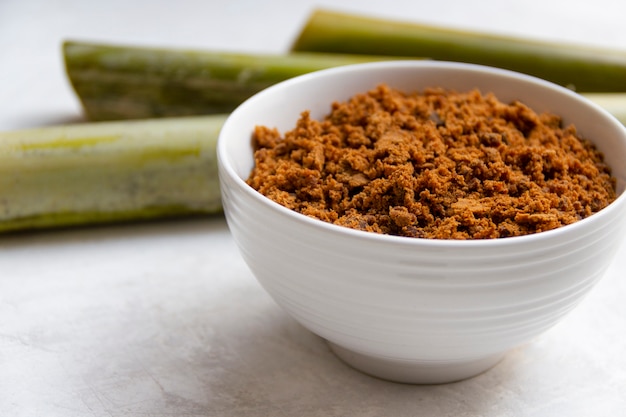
[583,93,626,124]
[291,9,626,92]
[0,114,226,233]
[64,41,397,121]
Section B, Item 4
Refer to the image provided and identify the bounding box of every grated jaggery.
[246,85,616,239]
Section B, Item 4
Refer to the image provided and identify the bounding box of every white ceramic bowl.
[217,61,626,384]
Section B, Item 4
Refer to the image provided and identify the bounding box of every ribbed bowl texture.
[217,61,626,384]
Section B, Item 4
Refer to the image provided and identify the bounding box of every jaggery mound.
[246,85,616,239]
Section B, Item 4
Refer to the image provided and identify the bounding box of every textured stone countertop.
[2,1,626,415]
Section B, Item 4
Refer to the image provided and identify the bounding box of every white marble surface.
[1,1,626,416]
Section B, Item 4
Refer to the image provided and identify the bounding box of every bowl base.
[328,342,504,384]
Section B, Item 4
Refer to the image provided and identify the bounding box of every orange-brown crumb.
[246,85,616,239]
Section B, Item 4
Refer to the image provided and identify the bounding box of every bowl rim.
[217,60,626,248]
